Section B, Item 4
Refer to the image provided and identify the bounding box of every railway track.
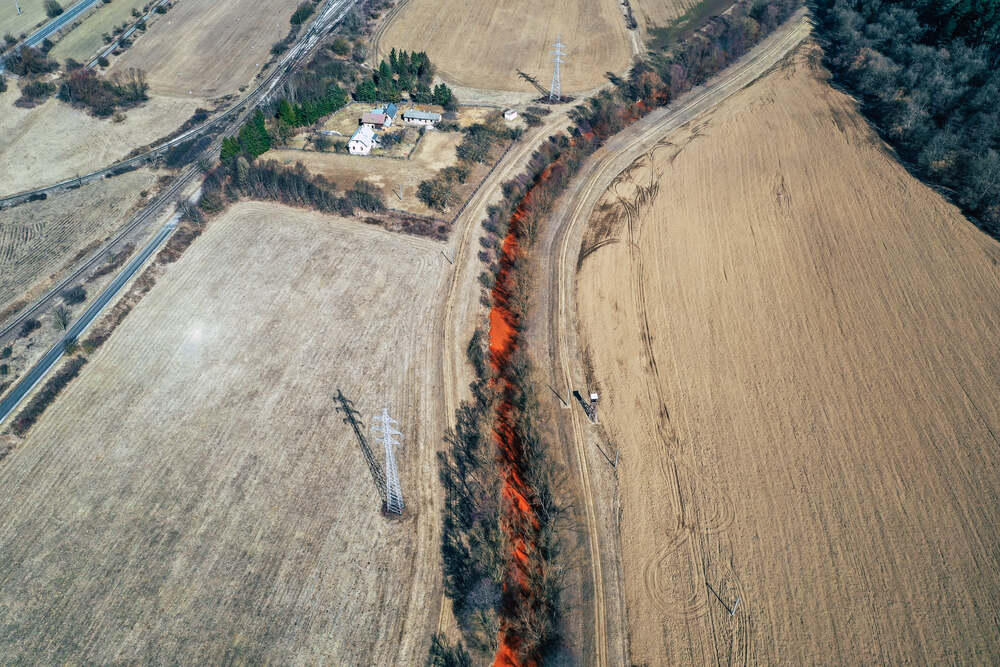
[0,0,354,211]
[0,0,359,341]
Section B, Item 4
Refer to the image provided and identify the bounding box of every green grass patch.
[649,0,735,50]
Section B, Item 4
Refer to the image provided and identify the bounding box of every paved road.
[0,0,360,345]
[0,215,177,425]
[0,0,100,72]
[527,11,812,664]
[0,0,360,416]
[0,0,358,208]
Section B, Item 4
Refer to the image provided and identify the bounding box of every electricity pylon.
[549,35,566,103]
[371,408,404,514]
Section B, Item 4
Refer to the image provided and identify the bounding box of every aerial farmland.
[1,0,997,664]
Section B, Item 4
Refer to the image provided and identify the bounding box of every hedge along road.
[0,0,358,209]
[0,214,177,426]
[0,0,361,343]
[0,0,102,72]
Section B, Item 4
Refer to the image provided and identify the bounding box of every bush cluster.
[436,2,804,663]
[6,47,57,76]
[57,67,149,117]
[10,356,87,436]
[353,48,455,108]
[811,0,1000,236]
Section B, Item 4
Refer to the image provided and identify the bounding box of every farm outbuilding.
[402,109,442,126]
[361,112,391,128]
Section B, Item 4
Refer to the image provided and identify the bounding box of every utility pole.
[549,35,566,103]
[372,407,404,515]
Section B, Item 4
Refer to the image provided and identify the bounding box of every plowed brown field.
[576,46,1000,664]
[0,168,159,314]
[0,203,446,663]
[380,0,632,93]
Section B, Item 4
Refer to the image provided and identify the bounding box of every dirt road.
[525,11,811,664]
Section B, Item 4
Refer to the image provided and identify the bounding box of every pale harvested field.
[0,202,446,663]
[50,0,148,63]
[111,0,297,98]
[380,0,632,93]
[0,0,46,40]
[577,49,1000,663]
[268,129,467,216]
[0,91,199,195]
[0,168,158,313]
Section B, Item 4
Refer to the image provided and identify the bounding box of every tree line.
[435,0,803,661]
[354,48,455,108]
[810,0,1000,236]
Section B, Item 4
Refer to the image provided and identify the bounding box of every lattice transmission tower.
[549,35,566,103]
[371,408,404,514]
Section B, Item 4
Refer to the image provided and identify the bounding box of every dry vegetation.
[0,0,47,41]
[266,128,475,217]
[110,0,298,98]
[630,0,703,31]
[0,167,158,313]
[0,91,199,195]
[380,0,632,93]
[576,46,1000,664]
[0,202,447,663]
[49,0,148,64]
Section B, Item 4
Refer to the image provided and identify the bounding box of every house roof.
[350,124,375,146]
[361,112,388,125]
[402,109,442,121]
[384,102,398,117]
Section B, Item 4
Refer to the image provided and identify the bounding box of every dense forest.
[811,0,1000,236]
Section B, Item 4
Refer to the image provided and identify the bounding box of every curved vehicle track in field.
[529,12,810,664]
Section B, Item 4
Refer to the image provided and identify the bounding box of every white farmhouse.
[349,124,376,155]
[402,109,442,126]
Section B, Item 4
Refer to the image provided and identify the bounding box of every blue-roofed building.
[384,103,398,120]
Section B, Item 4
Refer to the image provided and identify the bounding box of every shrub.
[0,74,6,94]
[154,4,166,13]
[330,37,350,56]
[97,55,110,67]
[417,178,457,211]
[0,364,7,376]
[19,318,41,338]
[62,285,87,305]
[270,40,288,55]
[19,79,56,102]
[1,346,11,359]
[9,356,87,436]
[44,0,63,18]
[290,1,314,24]
[7,46,57,76]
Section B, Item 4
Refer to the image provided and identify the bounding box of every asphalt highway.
[0,215,177,425]
[0,0,101,72]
